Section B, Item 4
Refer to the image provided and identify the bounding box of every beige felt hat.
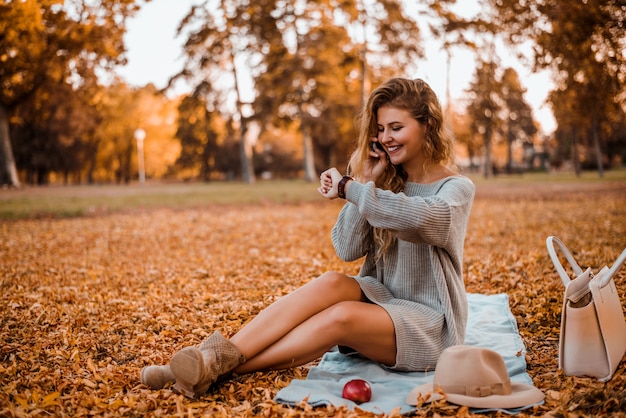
[406,345,544,409]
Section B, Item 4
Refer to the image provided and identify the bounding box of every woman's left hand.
[361,139,389,183]
[318,167,343,199]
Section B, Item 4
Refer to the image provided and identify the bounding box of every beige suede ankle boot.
[170,332,245,399]
[140,365,175,389]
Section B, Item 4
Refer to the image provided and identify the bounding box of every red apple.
[341,379,372,404]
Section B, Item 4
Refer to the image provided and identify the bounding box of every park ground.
[1,171,625,416]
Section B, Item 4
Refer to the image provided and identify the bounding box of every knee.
[322,302,360,335]
[315,271,357,294]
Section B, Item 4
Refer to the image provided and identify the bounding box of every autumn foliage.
[1,181,625,417]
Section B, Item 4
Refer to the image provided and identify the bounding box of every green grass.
[1,169,624,220]
[0,180,322,220]
[466,167,626,186]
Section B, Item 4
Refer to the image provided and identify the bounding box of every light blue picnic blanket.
[275,293,542,414]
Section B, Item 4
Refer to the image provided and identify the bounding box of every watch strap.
[338,175,353,199]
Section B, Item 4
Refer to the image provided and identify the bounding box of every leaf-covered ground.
[1,181,625,417]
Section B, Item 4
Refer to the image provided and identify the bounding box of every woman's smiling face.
[376,105,428,173]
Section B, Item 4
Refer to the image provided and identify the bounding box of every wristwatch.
[338,175,353,199]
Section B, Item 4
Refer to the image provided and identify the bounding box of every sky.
[116,0,556,134]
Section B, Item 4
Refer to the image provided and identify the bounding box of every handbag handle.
[547,235,626,288]
[601,246,626,287]
[546,236,584,286]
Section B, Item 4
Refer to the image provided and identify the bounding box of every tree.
[95,82,138,183]
[549,87,584,174]
[175,0,425,183]
[252,1,363,182]
[449,110,481,172]
[130,85,180,181]
[419,0,487,116]
[174,90,220,181]
[465,60,502,178]
[0,0,144,187]
[0,1,45,187]
[174,0,262,183]
[11,75,101,184]
[85,82,178,184]
[500,68,537,171]
[486,0,626,175]
[464,63,539,176]
[354,0,424,107]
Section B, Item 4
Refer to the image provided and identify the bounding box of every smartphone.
[371,141,385,152]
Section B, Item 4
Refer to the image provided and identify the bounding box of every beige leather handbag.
[546,236,626,382]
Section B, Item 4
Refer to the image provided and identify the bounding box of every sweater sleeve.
[343,177,475,248]
[331,201,374,262]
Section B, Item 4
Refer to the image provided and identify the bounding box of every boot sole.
[170,347,205,398]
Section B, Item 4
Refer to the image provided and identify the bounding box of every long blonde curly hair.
[347,78,455,259]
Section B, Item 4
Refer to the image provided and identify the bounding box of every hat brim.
[406,382,545,409]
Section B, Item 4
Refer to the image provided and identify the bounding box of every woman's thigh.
[324,301,397,366]
[230,271,364,358]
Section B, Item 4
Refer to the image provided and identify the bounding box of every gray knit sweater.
[331,175,475,371]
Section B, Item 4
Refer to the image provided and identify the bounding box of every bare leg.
[165,270,397,396]
[234,300,396,374]
[227,272,396,374]
[229,271,364,360]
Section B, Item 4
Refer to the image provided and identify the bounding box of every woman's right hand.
[318,167,343,199]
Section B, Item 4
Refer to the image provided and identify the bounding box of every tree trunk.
[483,127,493,179]
[328,144,337,169]
[592,119,604,177]
[230,51,255,184]
[301,125,316,182]
[506,125,514,172]
[86,140,99,184]
[358,4,369,110]
[200,140,212,182]
[571,128,581,177]
[359,50,368,110]
[0,104,21,187]
[240,120,256,184]
[122,138,133,184]
[296,100,317,182]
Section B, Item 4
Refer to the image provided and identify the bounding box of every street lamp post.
[134,129,146,184]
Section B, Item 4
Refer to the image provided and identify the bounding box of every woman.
[141,77,475,399]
